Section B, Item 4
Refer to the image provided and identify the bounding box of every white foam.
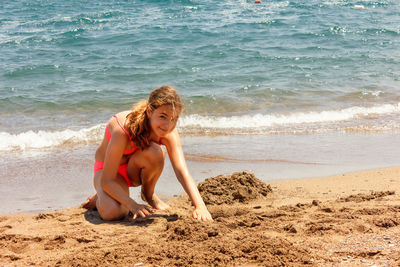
[362,90,383,97]
[0,124,104,151]
[178,103,400,129]
[352,5,367,10]
[1,103,399,151]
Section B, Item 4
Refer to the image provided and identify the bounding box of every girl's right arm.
[164,129,212,221]
[100,129,154,218]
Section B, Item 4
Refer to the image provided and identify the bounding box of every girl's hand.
[193,206,213,222]
[129,203,156,220]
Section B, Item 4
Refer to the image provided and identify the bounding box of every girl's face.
[147,105,179,138]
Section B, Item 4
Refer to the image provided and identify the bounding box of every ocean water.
[1,0,400,213]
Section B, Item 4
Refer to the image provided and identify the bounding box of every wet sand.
[1,166,399,266]
[2,131,400,214]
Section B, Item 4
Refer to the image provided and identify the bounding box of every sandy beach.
[2,1,400,266]
[1,166,399,266]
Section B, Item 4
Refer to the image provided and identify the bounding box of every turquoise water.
[1,0,400,143]
[1,0,400,213]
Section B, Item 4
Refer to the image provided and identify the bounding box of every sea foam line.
[0,124,105,151]
[1,103,399,151]
[178,103,400,128]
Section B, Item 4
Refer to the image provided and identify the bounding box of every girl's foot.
[141,192,170,210]
[81,194,98,210]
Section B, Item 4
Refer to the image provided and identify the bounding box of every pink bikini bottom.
[94,161,132,187]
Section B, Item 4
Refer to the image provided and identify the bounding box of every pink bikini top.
[105,115,138,155]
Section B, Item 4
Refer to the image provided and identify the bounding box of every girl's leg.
[81,193,97,210]
[81,172,99,210]
[93,170,130,220]
[127,142,169,210]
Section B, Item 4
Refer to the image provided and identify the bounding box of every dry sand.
[1,167,400,266]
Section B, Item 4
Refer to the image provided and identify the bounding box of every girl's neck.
[149,131,160,143]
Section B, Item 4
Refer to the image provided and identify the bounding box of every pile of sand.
[197,171,272,205]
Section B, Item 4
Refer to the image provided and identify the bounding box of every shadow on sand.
[83,209,179,227]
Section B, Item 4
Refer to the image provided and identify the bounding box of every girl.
[82,86,213,221]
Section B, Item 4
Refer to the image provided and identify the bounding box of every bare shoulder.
[109,111,129,131]
[160,128,180,148]
[108,112,131,143]
[112,110,131,125]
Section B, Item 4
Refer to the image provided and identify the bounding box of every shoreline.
[2,130,400,214]
[1,166,399,266]
[2,165,399,216]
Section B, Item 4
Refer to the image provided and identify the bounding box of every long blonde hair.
[125,86,183,149]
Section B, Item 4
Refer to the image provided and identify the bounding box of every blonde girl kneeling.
[82,86,212,222]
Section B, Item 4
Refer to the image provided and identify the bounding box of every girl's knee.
[99,209,125,221]
[129,142,165,167]
[145,143,165,167]
[98,203,126,221]
[96,193,127,221]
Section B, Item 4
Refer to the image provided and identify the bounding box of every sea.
[1,0,400,213]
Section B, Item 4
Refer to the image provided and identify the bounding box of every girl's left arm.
[164,129,213,221]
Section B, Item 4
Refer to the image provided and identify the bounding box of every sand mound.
[197,171,272,205]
